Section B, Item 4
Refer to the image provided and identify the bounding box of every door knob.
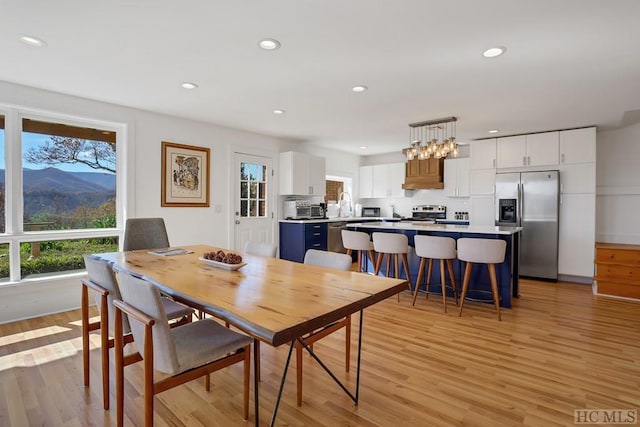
[235,220,240,225]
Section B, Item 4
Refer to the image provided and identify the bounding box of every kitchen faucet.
[338,191,352,217]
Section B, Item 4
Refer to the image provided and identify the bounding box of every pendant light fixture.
[404,116,459,162]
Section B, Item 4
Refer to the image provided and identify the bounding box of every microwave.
[284,200,325,219]
[361,207,381,217]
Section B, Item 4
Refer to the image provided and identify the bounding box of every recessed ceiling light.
[272,109,285,115]
[359,146,368,149]
[19,35,47,47]
[258,38,281,50]
[352,85,368,93]
[181,82,198,89]
[483,46,506,58]
[488,129,499,134]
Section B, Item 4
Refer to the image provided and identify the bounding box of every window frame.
[0,105,127,283]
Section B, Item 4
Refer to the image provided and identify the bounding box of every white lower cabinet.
[558,194,596,278]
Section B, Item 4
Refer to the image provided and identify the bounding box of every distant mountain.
[0,168,116,192]
[73,172,116,191]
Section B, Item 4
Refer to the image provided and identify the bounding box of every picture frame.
[161,141,210,207]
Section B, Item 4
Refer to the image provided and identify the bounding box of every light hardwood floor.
[1,279,639,426]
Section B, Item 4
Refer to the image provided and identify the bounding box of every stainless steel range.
[409,205,446,222]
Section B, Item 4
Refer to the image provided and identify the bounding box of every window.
[239,162,267,218]
[0,110,122,282]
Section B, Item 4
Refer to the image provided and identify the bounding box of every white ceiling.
[2,1,640,155]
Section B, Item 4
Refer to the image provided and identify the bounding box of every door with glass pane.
[233,153,274,251]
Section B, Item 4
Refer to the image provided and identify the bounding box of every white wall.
[596,122,640,244]
[0,80,292,323]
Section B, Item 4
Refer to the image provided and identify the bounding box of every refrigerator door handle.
[518,183,523,224]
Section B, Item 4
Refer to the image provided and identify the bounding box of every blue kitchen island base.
[348,223,520,308]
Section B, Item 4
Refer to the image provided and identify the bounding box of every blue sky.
[0,130,111,173]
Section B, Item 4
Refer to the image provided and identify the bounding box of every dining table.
[94,244,408,426]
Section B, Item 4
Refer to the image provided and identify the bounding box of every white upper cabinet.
[387,162,406,198]
[496,136,526,168]
[497,132,559,168]
[526,132,559,166]
[279,151,326,196]
[360,163,405,198]
[560,127,596,164]
[444,157,470,197]
[359,165,374,199]
[470,139,497,170]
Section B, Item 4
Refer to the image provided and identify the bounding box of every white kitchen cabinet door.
[279,151,326,196]
[497,135,527,168]
[470,169,495,195]
[559,163,596,194]
[388,162,406,197]
[372,164,389,197]
[560,127,596,164]
[444,158,470,197]
[308,155,326,196]
[470,139,497,170]
[470,195,495,226]
[526,132,559,166]
[359,165,374,198]
[558,193,596,278]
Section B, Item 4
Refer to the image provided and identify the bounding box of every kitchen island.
[346,222,522,308]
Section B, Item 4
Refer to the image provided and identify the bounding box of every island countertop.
[346,221,522,235]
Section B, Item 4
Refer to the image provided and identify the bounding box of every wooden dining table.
[95,244,408,426]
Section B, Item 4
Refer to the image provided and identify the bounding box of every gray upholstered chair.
[113,270,252,426]
[372,232,413,301]
[81,255,194,410]
[243,241,277,258]
[122,218,170,251]
[341,230,375,272]
[296,249,353,406]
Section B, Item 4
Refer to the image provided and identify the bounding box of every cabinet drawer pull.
[314,233,320,236]
[312,243,321,247]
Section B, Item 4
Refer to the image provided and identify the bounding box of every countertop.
[346,221,522,235]
[279,217,394,224]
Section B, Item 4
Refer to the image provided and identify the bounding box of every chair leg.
[412,257,426,306]
[296,341,303,406]
[402,253,412,293]
[394,254,400,302]
[114,309,125,427]
[345,315,351,372]
[426,259,433,299]
[458,262,473,317]
[243,345,250,420]
[446,259,459,305]
[368,250,376,273]
[487,264,502,321]
[439,258,447,313]
[205,374,210,391]
[374,252,384,276]
[143,325,155,427]
[81,285,90,388]
[256,340,261,382]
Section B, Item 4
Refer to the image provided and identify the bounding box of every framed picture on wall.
[161,141,210,207]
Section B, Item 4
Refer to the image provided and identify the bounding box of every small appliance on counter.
[361,207,381,217]
[283,200,325,220]
[408,205,447,223]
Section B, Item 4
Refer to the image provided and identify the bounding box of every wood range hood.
[402,157,445,190]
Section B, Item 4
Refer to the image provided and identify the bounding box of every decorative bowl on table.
[198,257,247,271]
[199,250,246,271]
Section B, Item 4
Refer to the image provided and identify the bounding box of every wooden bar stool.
[372,232,412,301]
[457,238,507,321]
[341,230,376,272]
[411,235,459,312]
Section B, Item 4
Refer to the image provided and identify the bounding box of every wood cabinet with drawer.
[594,243,640,299]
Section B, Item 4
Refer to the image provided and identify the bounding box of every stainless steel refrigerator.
[495,170,559,280]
